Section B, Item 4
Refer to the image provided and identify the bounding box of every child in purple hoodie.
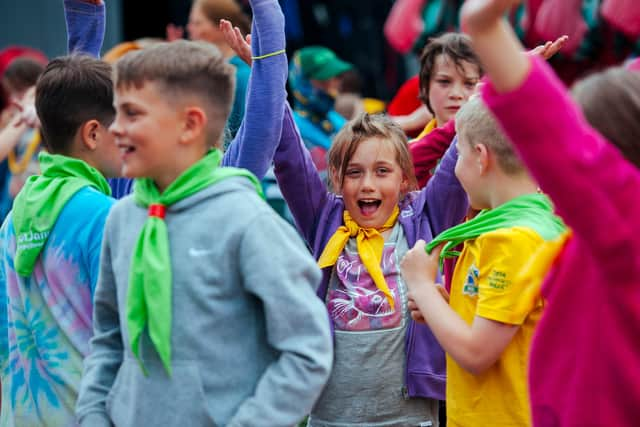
[226,35,468,427]
[461,0,640,425]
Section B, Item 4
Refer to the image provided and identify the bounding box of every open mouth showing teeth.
[358,200,381,215]
[119,146,135,154]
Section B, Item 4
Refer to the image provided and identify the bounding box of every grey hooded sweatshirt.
[76,177,333,426]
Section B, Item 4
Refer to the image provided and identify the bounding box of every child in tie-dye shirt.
[0,1,120,425]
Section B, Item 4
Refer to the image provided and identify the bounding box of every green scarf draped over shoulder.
[128,149,262,376]
[12,152,111,276]
[426,193,567,263]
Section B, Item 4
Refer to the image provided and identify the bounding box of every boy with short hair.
[75,2,333,426]
[401,95,566,427]
[0,42,120,427]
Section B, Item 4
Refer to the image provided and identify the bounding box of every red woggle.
[148,204,166,219]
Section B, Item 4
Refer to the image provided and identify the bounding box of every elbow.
[459,359,494,376]
[454,350,498,376]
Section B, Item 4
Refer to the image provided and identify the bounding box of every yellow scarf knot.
[318,206,400,310]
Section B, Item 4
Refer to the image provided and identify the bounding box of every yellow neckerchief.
[9,130,41,175]
[411,118,437,143]
[516,229,572,304]
[318,206,400,310]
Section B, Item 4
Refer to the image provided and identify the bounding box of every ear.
[330,167,342,194]
[80,120,101,151]
[399,173,410,195]
[475,143,490,175]
[179,106,207,145]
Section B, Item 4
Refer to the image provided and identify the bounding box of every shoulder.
[477,227,545,251]
[60,187,114,223]
[475,227,547,273]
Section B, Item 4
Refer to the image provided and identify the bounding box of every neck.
[487,172,538,209]
[153,146,208,193]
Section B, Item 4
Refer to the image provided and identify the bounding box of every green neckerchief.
[128,149,262,376]
[12,152,111,276]
[425,193,567,265]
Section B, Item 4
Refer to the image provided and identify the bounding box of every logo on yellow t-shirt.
[463,263,479,296]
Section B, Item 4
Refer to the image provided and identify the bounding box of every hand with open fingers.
[460,0,523,34]
[528,35,569,60]
[400,239,442,294]
[220,19,252,66]
[12,87,39,129]
[166,23,184,42]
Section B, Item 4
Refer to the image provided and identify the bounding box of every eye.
[123,108,139,118]
[465,80,477,89]
[376,167,390,175]
[345,169,361,178]
[436,79,450,86]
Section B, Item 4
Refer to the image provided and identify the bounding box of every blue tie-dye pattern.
[0,187,112,426]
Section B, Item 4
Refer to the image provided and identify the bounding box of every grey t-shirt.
[309,223,439,427]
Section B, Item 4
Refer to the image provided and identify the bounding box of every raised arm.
[64,0,105,57]
[221,0,287,180]
[463,0,640,262]
[418,137,468,238]
[410,118,456,188]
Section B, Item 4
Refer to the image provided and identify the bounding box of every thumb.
[413,239,426,250]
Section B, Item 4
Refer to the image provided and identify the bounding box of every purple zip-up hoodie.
[271,108,468,399]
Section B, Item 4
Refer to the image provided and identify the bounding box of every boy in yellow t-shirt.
[401,95,565,427]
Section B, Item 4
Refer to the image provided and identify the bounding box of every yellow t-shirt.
[447,227,546,427]
[410,118,437,143]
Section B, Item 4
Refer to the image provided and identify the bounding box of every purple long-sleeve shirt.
[483,57,640,426]
[268,105,468,399]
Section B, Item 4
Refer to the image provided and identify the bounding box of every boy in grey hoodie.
[75,1,333,426]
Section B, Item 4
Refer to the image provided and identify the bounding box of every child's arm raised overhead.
[463,0,640,273]
[221,0,287,180]
[419,138,468,238]
[64,0,105,57]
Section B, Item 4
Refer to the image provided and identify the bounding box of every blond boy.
[401,95,566,426]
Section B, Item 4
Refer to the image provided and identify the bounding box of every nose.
[449,82,465,100]
[108,116,123,137]
[361,171,375,192]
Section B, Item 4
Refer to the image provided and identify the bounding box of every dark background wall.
[0,0,123,58]
[0,0,408,101]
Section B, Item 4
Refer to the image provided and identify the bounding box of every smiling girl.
[268,110,468,426]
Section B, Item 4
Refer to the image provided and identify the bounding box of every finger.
[430,243,443,259]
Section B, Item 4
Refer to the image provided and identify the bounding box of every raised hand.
[12,87,39,129]
[528,35,569,60]
[220,19,252,66]
[460,0,523,35]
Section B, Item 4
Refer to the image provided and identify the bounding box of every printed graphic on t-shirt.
[463,263,479,296]
[327,245,402,331]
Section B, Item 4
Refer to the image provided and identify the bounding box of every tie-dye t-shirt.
[310,223,440,427]
[0,187,113,427]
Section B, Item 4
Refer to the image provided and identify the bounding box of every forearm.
[64,0,105,57]
[461,1,530,93]
[222,0,287,179]
[410,284,482,373]
[423,139,468,235]
[273,105,328,243]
